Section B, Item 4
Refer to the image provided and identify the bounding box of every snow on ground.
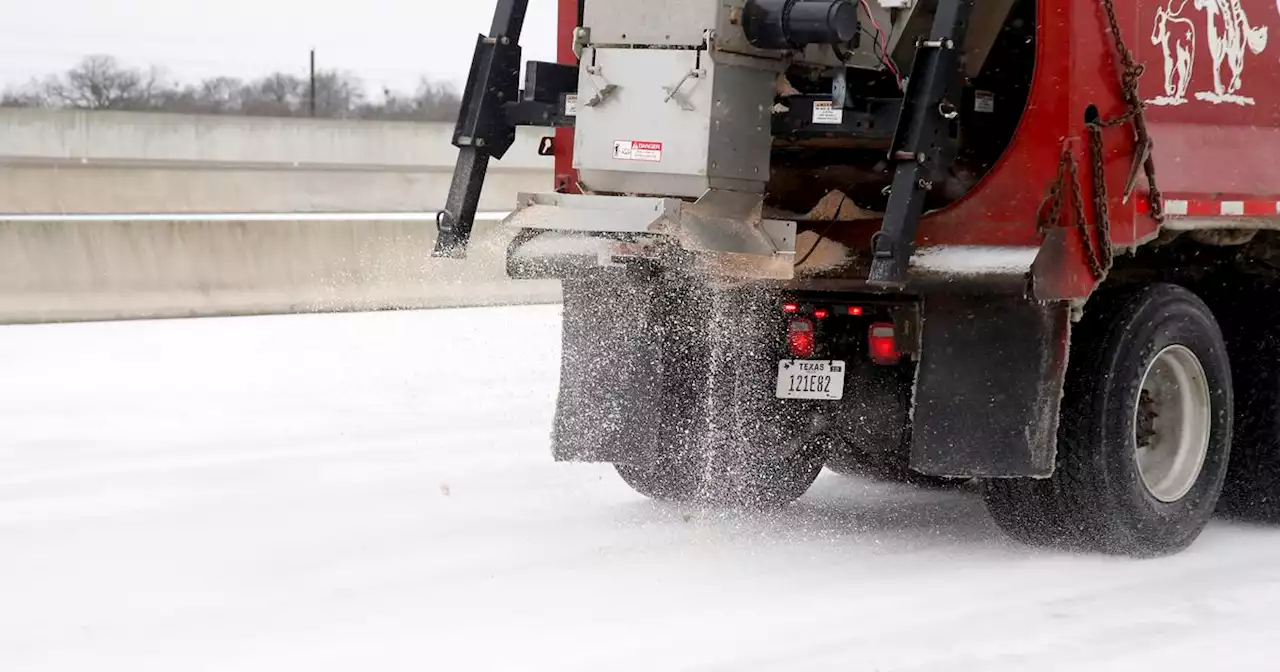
[3,305,1280,671]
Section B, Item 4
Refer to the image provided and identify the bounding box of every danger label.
[613,140,663,162]
[812,100,844,124]
[974,90,995,113]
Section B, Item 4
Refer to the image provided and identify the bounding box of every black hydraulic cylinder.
[433,0,529,259]
[743,0,859,50]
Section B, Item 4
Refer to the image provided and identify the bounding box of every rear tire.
[615,445,826,508]
[615,458,703,504]
[983,283,1233,557]
[700,445,828,509]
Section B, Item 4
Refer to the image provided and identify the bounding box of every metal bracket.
[663,70,704,111]
[582,65,618,108]
[1123,136,1153,204]
[572,26,590,61]
[772,96,900,141]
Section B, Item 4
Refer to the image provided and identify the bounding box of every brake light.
[814,309,829,320]
[848,306,864,316]
[783,302,800,313]
[868,322,899,365]
[788,319,815,358]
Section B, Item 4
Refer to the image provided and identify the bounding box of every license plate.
[776,360,846,400]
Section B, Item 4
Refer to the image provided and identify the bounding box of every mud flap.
[553,273,808,468]
[910,294,1071,478]
[553,272,668,464]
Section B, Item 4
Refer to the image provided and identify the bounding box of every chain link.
[1040,142,1108,279]
[1037,0,1164,281]
[1085,122,1115,277]
[1099,0,1164,220]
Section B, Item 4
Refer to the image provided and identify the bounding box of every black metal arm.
[867,0,976,285]
[433,0,529,259]
[433,0,581,259]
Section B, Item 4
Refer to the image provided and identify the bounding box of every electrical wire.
[858,0,904,90]
[859,26,901,88]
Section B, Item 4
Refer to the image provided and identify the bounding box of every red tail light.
[848,306,864,316]
[814,309,829,320]
[783,302,800,313]
[868,322,899,365]
[788,318,815,358]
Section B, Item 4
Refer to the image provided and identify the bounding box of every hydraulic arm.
[433,0,575,258]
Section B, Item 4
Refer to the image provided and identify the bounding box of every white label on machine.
[613,140,664,162]
[974,90,995,113]
[776,360,846,401]
[565,94,579,116]
[812,100,844,124]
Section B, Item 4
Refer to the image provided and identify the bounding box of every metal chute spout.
[502,191,798,280]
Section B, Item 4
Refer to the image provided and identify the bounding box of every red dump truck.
[436,0,1280,557]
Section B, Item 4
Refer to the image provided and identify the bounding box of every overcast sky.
[0,0,558,93]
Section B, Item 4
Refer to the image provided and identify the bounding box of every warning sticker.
[974,90,995,113]
[812,100,844,124]
[613,140,664,162]
[564,94,578,117]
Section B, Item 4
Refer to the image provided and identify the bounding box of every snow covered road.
[4,305,1280,671]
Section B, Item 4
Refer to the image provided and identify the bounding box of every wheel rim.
[1133,345,1212,503]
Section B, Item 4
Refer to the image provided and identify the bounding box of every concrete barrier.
[0,110,564,323]
[0,215,562,324]
[0,109,553,214]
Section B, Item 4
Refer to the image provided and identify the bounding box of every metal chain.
[1039,143,1108,279]
[1037,0,1163,281]
[1085,123,1115,277]
[1098,0,1163,218]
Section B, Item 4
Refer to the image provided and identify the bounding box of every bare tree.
[197,77,244,113]
[311,70,366,118]
[239,72,305,117]
[359,78,460,122]
[0,55,461,122]
[42,55,154,110]
[410,78,462,121]
[1,81,50,108]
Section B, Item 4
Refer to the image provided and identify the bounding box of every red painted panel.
[554,0,579,193]
[1140,0,1280,208]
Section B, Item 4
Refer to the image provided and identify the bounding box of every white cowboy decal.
[1194,0,1268,103]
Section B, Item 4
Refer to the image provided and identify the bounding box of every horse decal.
[1150,0,1197,105]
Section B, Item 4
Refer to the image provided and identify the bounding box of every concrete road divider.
[0,214,562,324]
